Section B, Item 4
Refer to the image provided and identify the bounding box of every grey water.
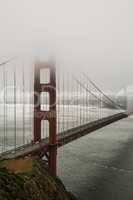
[58,116,133,200]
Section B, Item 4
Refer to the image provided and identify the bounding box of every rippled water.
[58,116,133,200]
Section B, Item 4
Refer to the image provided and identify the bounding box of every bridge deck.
[0,112,128,160]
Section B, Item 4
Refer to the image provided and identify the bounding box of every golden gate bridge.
[0,57,128,177]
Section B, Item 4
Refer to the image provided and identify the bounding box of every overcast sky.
[0,0,132,92]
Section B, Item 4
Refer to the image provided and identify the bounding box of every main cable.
[82,72,123,110]
[73,75,118,110]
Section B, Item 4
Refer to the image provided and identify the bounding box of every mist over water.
[116,85,133,114]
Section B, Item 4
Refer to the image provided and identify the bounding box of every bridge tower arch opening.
[34,61,57,176]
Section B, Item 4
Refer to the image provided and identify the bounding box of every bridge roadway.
[0,112,128,160]
[58,115,133,200]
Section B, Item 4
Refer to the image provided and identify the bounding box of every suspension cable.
[0,57,17,67]
[73,75,119,110]
[82,72,123,109]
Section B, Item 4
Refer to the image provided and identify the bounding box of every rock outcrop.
[0,157,76,200]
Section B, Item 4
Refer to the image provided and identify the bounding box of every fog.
[0,0,133,92]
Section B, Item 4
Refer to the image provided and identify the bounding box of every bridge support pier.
[34,61,57,176]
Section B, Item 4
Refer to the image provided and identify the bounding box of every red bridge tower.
[34,61,57,176]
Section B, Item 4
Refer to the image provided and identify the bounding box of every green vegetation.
[0,157,76,200]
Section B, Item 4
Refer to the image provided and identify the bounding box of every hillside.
[0,157,76,200]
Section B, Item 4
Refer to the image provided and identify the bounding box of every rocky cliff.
[0,157,76,200]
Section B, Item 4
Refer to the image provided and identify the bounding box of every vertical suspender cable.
[14,68,17,151]
[30,64,34,144]
[76,77,78,127]
[3,66,6,152]
[62,68,65,144]
[86,84,88,123]
[57,67,60,135]
[80,75,82,127]
[67,71,69,130]
[22,65,25,144]
[31,64,34,143]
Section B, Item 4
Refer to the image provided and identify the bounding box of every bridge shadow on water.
[58,117,133,200]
